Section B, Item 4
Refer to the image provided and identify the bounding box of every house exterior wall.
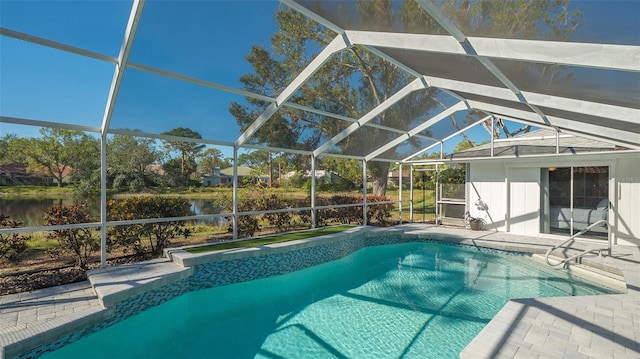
[507,167,540,235]
[467,162,507,231]
[467,152,640,247]
[615,156,640,246]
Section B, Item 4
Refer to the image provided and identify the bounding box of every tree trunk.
[55,168,64,187]
[369,162,390,196]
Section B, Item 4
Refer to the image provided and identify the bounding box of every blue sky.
[1,0,638,159]
[1,0,280,148]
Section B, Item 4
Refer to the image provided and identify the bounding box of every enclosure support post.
[311,155,316,228]
[490,116,495,157]
[100,135,107,268]
[409,165,414,223]
[435,164,439,225]
[362,159,368,226]
[398,164,403,224]
[232,146,238,240]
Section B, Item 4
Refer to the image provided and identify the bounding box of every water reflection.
[0,197,224,227]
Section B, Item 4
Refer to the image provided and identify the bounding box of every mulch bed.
[0,254,151,296]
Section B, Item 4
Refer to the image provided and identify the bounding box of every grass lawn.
[185,225,356,254]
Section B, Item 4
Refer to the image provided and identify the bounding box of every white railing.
[544,219,611,268]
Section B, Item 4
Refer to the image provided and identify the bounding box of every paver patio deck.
[1,224,638,358]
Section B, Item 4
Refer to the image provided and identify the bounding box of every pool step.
[531,253,627,292]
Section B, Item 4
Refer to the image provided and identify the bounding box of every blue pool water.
[41,242,619,358]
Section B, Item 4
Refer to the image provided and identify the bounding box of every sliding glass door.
[540,166,609,238]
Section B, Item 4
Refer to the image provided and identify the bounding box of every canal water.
[0,197,224,227]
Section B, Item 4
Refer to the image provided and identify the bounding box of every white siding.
[468,162,506,230]
[508,168,540,235]
[615,156,640,246]
[467,154,639,246]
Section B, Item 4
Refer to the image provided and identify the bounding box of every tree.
[0,134,16,164]
[230,0,581,196]
[24,128,97,187]
[319,157,363,188]
[198,148,231,175]
[238,150,270,172]
[67,134,100,193]
[0,134,29,165]
[107,133,161,192]
[161,128,205,186]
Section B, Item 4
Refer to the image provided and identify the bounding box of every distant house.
[387,169,411,186]
[202,166,268,187]
[0,163,69,186]
[283,169,353,187]
[202,167,232,187]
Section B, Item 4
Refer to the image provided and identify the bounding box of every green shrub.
[43,203,99,269]
[365,195,394,226]
[228,192,260,238]
[257,194,292,232]
[107,197,192,255]
[0,214,30,262]
[329,195,362,224]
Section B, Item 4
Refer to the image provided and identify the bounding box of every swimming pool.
[40,241,619,358]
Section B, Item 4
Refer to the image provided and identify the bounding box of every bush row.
[233,194,395,238]
[4,194,395,268]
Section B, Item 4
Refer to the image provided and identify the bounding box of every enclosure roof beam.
[0,27,117,64]
[127,62,275,103]
[107,129,235,148]
[344,30,640,72]
[235,34,350,147]
[365,102,467,161]
[401,115,492,162]
[282,102,438,142]
[468,101,640,149]
[414,0,467,42]
[281,0,344,35]
[315,152,365,161]
[422,76,640,124]
[313,77,427,157]
[1,116,101,134]
[241,143,312,156]
[100,0,145,136]
[388,3,554,128]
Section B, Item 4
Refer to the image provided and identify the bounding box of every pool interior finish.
[40,242,620,359]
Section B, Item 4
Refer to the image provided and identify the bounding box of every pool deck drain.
[1,225,639,359]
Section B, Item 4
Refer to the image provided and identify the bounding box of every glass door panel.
[572,166,609,237]
[541,166,608,238]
